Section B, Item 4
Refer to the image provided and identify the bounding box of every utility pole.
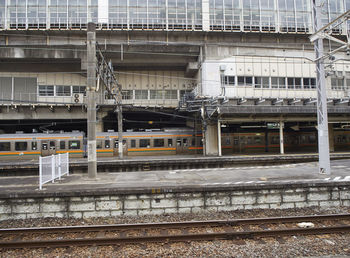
[312,0,331,175]
[87,22,97,179]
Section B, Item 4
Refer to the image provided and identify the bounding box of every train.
[0,128,349,160]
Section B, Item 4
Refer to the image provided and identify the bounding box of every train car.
[0,128,349,161]
[0,131,85,160]
[221,132,266,154]
[96,128,203,157]
[334,130,350,152]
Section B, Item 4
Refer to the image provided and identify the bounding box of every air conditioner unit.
[72,93,84,104]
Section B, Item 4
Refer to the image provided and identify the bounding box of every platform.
[1,152,350,176]
[0,158,349,221]
[0,158,349,198]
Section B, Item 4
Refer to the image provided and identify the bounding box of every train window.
[59,141,65,150]
[15,142,27,151]
[176,139,182,146]
[233,137,238,145]
[105,140,110,148]
[168,139,173,147]
[42,143,48,150]
[131,139,136,148]
[225,138,231,145]
[254,137,261,144]
[337,136,342,143]
[0,142,10,151]
[32,142,38,150]
[271,136,279,144]
[96,140,102,149]
[140,139,150,148]
[342,136,347,143]
[69,140,80,149]
[49,141,55,148]
[301,135,306,143]
[154,139,164,147]
[192,138,195,146]
[114,140,118,148]
[247,137,252,144]
[200,139,203,146]
[309,135,316,143]
[183,139,188,147]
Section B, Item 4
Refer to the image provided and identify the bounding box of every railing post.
[51,154,55,183]
[39,156,42,190]
[58,154,61,180]
[67,153,70,176]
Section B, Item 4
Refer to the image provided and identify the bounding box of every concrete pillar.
[205,122,219,156]
[217,120,222,157]
[279,121,284,154]
[87,22,97,179]
[328,123,334,152]
[96,120,104,132]
[202,0,210,31]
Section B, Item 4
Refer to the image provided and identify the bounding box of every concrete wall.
[199,47,350,99]
[1,183,349,221]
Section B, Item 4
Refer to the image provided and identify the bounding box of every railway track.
[0,214,350,249]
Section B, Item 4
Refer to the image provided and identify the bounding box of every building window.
[287,78,295,89]
[72,86,86,95]
[224,76,235,86]
[295,78,302,89]
[165,90,177,99]
[262,77,269,88]
[56,85,71,96]
[135,90,148,99]
[150,90,164,99]
[254,77,262,88]
[331,77,345,90]
[238,76,252,86]
[122,90,133,100]
[278,78,286,88]
[38,85,54,96]
[271,77,278,88]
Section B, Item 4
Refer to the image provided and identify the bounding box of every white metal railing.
[39,153,69,190]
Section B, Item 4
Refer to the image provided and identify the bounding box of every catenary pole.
[87,22,97,179]
[312,0,331,175]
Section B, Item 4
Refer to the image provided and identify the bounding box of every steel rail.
[0,213,349,235]
[0,225,350,249]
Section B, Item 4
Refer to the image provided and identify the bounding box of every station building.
[0,0,350,156]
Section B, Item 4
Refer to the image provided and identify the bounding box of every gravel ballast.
[1,207,350,257]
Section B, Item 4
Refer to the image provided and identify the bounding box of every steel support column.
[313,0,331,175]
[279,121,284,155]
[218,120,222,157]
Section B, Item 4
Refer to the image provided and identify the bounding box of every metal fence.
[39,153,69,190]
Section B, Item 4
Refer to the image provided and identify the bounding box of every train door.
[176,138,189,154]
[41,140,56,156]
[113,139,127,156]
[239,135,246,153]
